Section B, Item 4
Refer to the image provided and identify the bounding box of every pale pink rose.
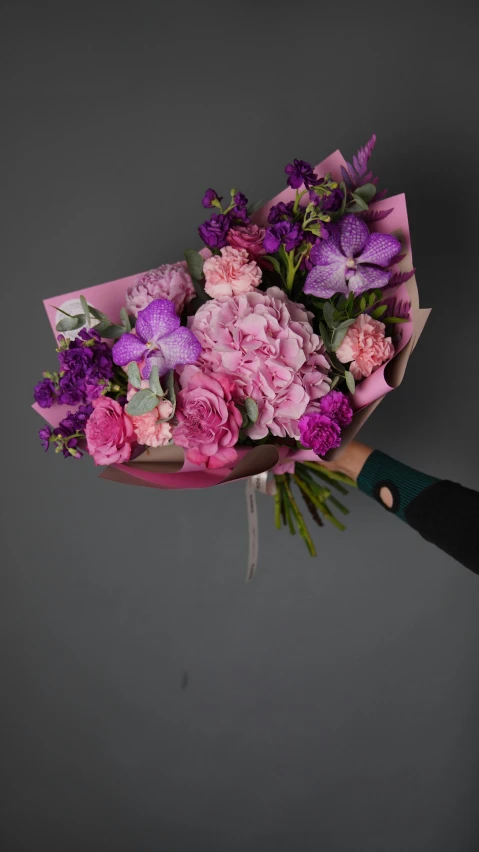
[185,286,331,440]
[173,367,242,469]
[227,224,266,258]
[335,313,394,380]
[203,246,262,299]
[125,261,195,317]
[85,396,135,465]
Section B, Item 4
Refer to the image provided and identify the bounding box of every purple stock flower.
[267,201,295,224]
[318,391,353,427]
[234,192,248,209]
[56,328,114,403]
[58,374,85,406]
[263,221,304,254]
[198,213,231,249]
[298,412,341,456]
[39,425,52,451]
[285,159,321,190]
[34,378,57,409]
[304,215,401,299]
[112,298,201,379]
[320,188,344,213]
[59,403,94,435]
[202,188,222,209]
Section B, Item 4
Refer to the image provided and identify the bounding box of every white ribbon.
[245,473,277,582]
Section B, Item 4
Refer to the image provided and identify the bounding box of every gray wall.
[2,2,479,850]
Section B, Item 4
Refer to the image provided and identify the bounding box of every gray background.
[2,2,479,850]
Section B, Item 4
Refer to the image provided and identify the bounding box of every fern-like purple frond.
[343,134,378,189]
[388,269,416,287]
[360,207,394,223]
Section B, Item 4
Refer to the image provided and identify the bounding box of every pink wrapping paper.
[34,148,430,486]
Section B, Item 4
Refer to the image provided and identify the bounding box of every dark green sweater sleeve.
[357,451,479,575]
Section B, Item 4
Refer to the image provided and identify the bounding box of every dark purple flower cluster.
[298,391,353,457]
[263,220,303,254]
[267,201,295,225]
[285,159,322,190]
[39,403,93,459]
[34,328,114,410]
[198,189,250,249]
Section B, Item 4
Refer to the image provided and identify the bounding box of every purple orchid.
[304,214,401,299]
[112,299,201,379]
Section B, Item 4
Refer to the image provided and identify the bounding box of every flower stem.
[283,475,316,556]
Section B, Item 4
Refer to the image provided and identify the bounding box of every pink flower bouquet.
[33,136,429,564]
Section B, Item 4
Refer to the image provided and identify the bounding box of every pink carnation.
[186,287,331,440]
[173,366,242,469]
[227,224,266,258]
[85,396,135,465]
[125,262,195,317]
[203,246,262,299]
[336,313,394,380]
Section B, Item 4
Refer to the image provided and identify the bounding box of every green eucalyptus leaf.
[331,325,351,351]
[383,316,408,324]
[323,301,336,329]
[148,364,163,396]
[371,305,388,319]
[127,362,142,389]
[88,306,110,322]
[184,248,205,281]
[344,371,356,394]
[353,183,377,203]
[330,375,340,390]
[167,369,176,410]
[318,321,331,349]
[263,255,283,278]
[56,315,83,332]
[100,324,126,339]
[126,389,159,416]
[93,320,112,335]
[120,307,131,332]
[80,296,90,328]
[245,397,259,424]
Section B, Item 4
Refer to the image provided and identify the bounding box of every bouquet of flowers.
[33,136,429,570]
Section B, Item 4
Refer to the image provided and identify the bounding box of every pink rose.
[85,397,135,465]
[335,314,394,380]
[173,366,242,469]
[203,246,262,299]
[227,224,266,258]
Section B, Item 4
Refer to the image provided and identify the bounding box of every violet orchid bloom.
[112,299,201,379]
[304,214,401,299]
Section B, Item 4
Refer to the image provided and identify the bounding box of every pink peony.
[85,396,135,465]
[227,223,266,258]
[125,262,195,317]
[335,313,394,380]
[203,246,262,299]
[173,366,242,469]
[186,287,331,440]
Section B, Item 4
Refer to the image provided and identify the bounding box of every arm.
[322,442,479,575]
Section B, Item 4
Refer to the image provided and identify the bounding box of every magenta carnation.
[185,286,331,440]
[125,262,195,317]
[313,390,353,426]
[298,412,341,457]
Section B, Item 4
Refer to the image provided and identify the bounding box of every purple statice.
[34,378,57,408]
[318,391,353,427]
[198,212,231,249]
[39,425,52,451]
[267,201,295,225]
[304,214,401,299]
[285,159,322,190]
[202,188,222,209]
[263,221,304,254]
[298,412,341,457]
[112,298,201,379]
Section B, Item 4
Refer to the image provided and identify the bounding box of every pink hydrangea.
[227,223,266,258]
[85,396,135,465]
[335,313,394,379]
[186,287,331,440]
[125,262,195,317]
[203,246,262,299]
[173,366,242,469]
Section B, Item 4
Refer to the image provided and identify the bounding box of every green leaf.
[318,321,331,349]
[344,371,356,394]
[184,249,205,281]
[349,193,369,211]
[80,296,90,328]
[371,305,387,319]
[120,307,131,332]
[56,315,82,332]
[127,362,142,389]
[353,182,377,203]
[100,324,126,339]
[126,389,159,416]
[368,292,377,306]
[88,306,110,322]
[323,301,336,329]
[359,296,366,312]
[148,364,163,396]
[167,369,176,410]
[383,316,408,324]
[331,325,351,351]
[330,375,340,390]
[237,405,249,430]
[263,255,284,278]
[245,397,259,423]
[93,320,112,335]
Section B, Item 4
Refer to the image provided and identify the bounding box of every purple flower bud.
[34,378,57,408]
[267,201,295,225]
[198,213,231,250]
[202,188,222,209]
[285,159,322,190]
[39,426,52,451]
